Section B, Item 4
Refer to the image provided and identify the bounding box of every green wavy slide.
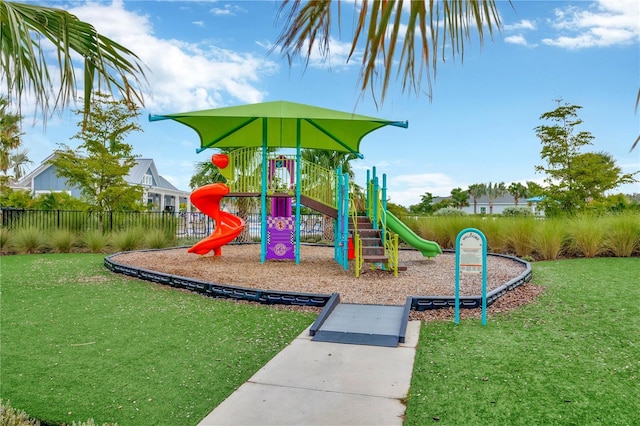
[385,211,443,258]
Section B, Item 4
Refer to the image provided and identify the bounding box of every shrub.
[0,399,117,426]
[47,229,76,253]
[111,227,145,252]
[602,215,640,257]
[502,206,534,217]
[82,229,110,253]
[12,227,44,254]
[434,207,467,216]
[532,219,566,260]
[0,399,39,426]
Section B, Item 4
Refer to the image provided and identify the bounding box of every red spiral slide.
[188,182,245,256]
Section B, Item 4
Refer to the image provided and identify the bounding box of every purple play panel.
[266,216,295,260]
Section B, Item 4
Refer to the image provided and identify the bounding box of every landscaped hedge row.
[2,214,638,260]
[402,214,640,260]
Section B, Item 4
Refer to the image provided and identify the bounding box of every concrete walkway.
[198,320,421,426]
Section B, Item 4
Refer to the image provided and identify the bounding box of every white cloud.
[543,0,640,49]
[386,172,464,206]
[68,1,277,112]
[504,34,532,47]
[504,19,537,31]
[209,4,246,17]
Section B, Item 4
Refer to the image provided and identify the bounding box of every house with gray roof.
[433,194,544,215]
[16,154,191,212]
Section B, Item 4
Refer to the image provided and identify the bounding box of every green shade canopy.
[149,100,407,155]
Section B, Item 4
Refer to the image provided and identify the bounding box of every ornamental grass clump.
[110,227,145,252]
[0,228,12,252]
[504,218,536,258]
[81,229,110,253]
[602,214,640,257]
[144,228,173,249]
[12,227,44,254]
[531,219,566,260]
[47,229,76,253]
[476,218,509,254]
[430,216,467,249]
[568,216,605,258]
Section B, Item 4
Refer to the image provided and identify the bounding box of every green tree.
[467,183,486,214]
[275,0,502,103]
[0,96,23,181]
[409,192,435,215]
[571,152,636,203]
[525,181,545,197]
[534,100,636,215]
[0,187,33,208]
[485,182,506,215]
[450,187,469,209]
[534,100,595,214]
[1,1,147,126]
[49,92,143,218]
[32,191,89,211]
[507,182,528,206]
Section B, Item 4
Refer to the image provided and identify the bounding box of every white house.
[16,154,191,212]
[433,194,544,215]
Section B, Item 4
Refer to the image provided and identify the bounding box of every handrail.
[223,147,337,209]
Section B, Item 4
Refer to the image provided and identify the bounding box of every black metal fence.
[0,208,326,240]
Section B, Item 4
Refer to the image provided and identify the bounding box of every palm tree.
[507,182,528,206]
[0,96,22,177]
[450,187,469,209]
[467,183,487,214]
[486,182,507,215]
[274,1,502,104]
[9,148,33,180]
[1,1,147,126]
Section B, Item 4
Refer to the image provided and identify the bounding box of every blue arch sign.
[455,228,488,325]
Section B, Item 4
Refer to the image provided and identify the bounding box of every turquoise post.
[334,165,342,262]
[366,169,370,218]
[260,119,267,263]
[342,171,349,270]
[381,173,387,242]
[295,118,301,264]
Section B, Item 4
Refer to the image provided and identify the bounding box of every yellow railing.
[222,148,336,209]
[299,160,335,207]
[224,147,263,193]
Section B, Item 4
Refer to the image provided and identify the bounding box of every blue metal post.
[342,171,349,270]
[260,119,268,263]
[295,119,302,264]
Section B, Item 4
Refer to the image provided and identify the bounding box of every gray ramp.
[311,303,409,347]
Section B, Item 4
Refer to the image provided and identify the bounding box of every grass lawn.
[0,254,316,425]
[1,254,638,425]
[405,257,639,425]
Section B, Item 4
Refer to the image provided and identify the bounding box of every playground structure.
[149,100,442,276]
[184,145,442,276]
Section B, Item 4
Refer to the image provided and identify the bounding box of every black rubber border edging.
[104,246,532,311]
[105,248,332,308]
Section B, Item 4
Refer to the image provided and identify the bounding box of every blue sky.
[17,0,640,206]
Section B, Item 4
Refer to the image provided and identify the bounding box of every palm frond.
[274,0,503,105]
[0,1,147,125]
